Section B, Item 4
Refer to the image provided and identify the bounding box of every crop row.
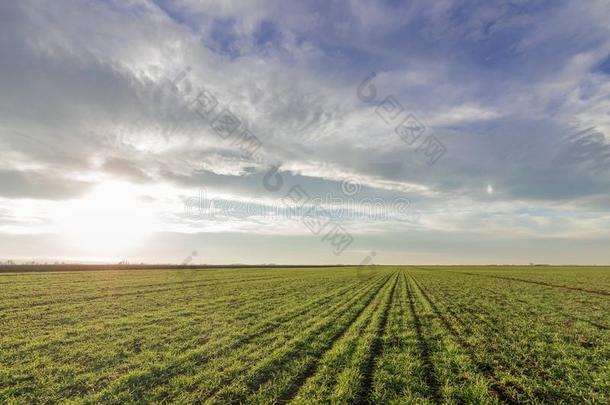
[1,266,608,403]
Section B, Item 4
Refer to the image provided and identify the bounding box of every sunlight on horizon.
[55,182,154,254]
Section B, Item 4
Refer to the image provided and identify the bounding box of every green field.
[1,266,609,404]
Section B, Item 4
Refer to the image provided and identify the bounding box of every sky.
[1,0,610,265]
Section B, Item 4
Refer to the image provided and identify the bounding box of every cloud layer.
[1,0,610,264]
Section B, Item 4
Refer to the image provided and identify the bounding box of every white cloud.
[1,0,610,263]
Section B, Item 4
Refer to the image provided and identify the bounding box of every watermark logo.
[183,189,420,224]
[340,178,362,196]
[181,250,198,265]
[357,72,447,166]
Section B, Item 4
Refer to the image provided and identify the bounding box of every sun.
[55,182,154,255]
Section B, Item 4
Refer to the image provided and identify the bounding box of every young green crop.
[1,265,608,404]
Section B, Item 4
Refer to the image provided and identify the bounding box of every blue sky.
[0,0,609,264]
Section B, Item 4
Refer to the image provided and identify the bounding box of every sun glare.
[56,182,154,254]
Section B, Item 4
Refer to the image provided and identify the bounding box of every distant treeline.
[0,264,352,273]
